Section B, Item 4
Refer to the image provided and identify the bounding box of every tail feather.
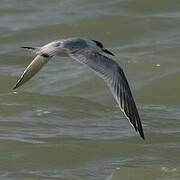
[21,46,39,53]
[21,46,36,50]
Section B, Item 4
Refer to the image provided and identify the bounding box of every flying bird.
[13,37,145,139]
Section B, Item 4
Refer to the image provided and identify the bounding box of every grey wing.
[70,49,145,139]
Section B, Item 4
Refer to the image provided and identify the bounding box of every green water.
[0,0,180,179]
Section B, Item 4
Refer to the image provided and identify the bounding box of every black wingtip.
[132,122,145,140]
[138,126,145,140]
[140,132,145,140]
[12,84,18,90]
[12,80,21,90]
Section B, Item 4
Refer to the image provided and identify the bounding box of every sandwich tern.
[13,37,145,139]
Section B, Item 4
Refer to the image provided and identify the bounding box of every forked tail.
[21,46,39,53]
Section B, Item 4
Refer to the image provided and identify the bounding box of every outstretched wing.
[70,48,145,139]
[13,54,51,89]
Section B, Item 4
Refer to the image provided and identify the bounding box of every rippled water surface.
[0,0,180,179]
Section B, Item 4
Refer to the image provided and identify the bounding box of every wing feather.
[13,55,51,89]
[70,48,145,139]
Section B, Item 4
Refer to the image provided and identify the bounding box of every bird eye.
[55,42,61,47]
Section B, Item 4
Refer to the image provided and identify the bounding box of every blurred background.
[0,0,180,179]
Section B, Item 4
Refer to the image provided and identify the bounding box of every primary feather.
[69,48,144,139]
